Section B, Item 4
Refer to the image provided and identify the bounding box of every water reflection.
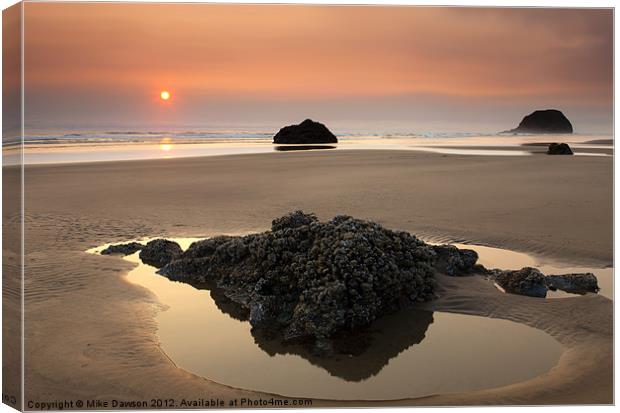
[253,310,434,382]
[409,146,531,156]
[200,282,435,381]
[274,145,337,152]
[160,137,173,152]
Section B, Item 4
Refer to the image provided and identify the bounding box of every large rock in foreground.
[159,211,436,345]
[503,109,573,134]
[273,119,338,144]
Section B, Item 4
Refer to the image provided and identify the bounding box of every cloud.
[23,4,612,132]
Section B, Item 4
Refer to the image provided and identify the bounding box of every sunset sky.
[23,3,613,133]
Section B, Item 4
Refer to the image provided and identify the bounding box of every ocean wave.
[21,129,601,146]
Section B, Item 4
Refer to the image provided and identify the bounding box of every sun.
[160,90,171,101]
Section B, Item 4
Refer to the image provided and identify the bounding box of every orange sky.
[22,3,613,133]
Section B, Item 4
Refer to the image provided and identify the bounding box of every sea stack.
[503,109,573,134]
[273,119,338,144]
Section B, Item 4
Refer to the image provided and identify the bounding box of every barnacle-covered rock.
[491,267,548,298]
[159,211,437,345]
[100,242,144,256]
[432,245,480,276]
[139,239,183,268]
[546,272,599,295]
[271,210,318,231]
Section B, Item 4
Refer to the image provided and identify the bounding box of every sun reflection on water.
[159,137,173,152]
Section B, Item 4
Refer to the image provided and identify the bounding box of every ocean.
[2,126,612,165]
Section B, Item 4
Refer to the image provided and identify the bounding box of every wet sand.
[10,149,612,406]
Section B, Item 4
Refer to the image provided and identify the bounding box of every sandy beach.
[6,148,610,406]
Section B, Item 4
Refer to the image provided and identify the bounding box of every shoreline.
[17,149,613,405]
[12,135,613,166]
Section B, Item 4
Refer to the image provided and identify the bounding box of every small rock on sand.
[100,242,145,256]
[491,267,548,298]
[546,273,599,295]
[432,244,480,276]
[547,143,574,155]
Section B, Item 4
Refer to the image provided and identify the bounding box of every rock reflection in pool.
[188,282,434,381]
[274,145,336,151]
[252,308,434,382]
[110,242,563,400]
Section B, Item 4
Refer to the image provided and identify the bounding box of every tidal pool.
[89,238,568,400]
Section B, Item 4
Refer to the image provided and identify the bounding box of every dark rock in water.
[273,119,338,144]
[139,239,182,268]
[491,267,548,298]
[546,273,599,295]
[100,242,144,256]
[503,109,573,134]
[432,245,480,276]
[275,145,336,152]
[159,211,436,344]
[547,142,574,155]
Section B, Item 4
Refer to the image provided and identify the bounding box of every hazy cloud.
[23,4,613,133]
